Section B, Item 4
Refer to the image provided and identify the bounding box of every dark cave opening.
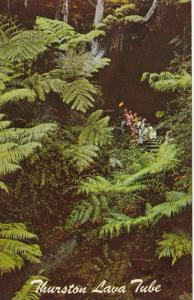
[100,4,190,123]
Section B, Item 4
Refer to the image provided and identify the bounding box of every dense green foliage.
[12,275,47,300]
[0,0,191,299]
[0,223,42,274]
[156,231,192,266]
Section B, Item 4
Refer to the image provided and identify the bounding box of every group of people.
[120,108,157,144]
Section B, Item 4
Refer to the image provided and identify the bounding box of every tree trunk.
[144,0,160,22]
[93,0,105,26]
[91,0,106,57]
[7,0,11,14]
[63,0,70,23]
[55,1,60,20]
[24,0,28,8]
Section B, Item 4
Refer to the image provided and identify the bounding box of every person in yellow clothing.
[119,101,125,108]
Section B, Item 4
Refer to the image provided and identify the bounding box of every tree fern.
[100,212,133,238]
[144,191,192,225]
[35,16,76,45]
[97,3,144,30]
[0,30,47,63]
[156,231,192,265]
[12,275,47,300]
[62,78,97,113]
[78,110,113,146]
[114,4,136,18]
[79,143,178,196]
[123,143,179,185]
[0,223,42,274]
[60,29,106,51]
[0,58,19,84]
[79,175,145,196]
[54,52,110,79]
[100,191,192,238]
[142,71,192,92]
[64,143,99,173]
[35,17,105,52]
[0,15,22,41]
[0,123,55,145]
[0,223,38,240]
[13,73,100,113]
[0,17,108,114]
[65,196,109,229]
[0,114,56,189]
[0,88,36,108]
[0,33,45,63]
[17,73,66,102]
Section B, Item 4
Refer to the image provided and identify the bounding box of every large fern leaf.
[65,196,109,229]
[62,78,97,113]
[79,175,145,196]
[12,275,47,300]
[0,223,38,240]
[64,144,99,173]
[35,16,76,45]
[0,114,56,187]
[100,191,192,238]
[53,52,110,80]
[142,71,192,92]
[0,223,42,274]
[0,88,36,107]
[156,231,192,265]
[0,31,47,63]
[78,110,113,146]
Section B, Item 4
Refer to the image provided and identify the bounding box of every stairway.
[143,138,162,153]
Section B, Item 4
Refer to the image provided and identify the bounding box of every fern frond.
[0,142,41,176]
[141,71,191,92]
[62,78,97,113]
[55,52,110,79]
[12,275,48,300]
[0,88,36,107]
[60,30,105,51]
[35,16,76,45]
[0,181,8,192]
[0,251,24,274]
[78,110,113,146]
[0,124,56,145]
[0,31,47,63]
[65,196,109,229]
[0,115,56,180]
[0,223,38,240]
[100,212,134,238]
[79,175,145,196]
[22,73,66,101]
[100,191,192,238]
[0,223,42,274]
[156,231,192,265]
[0,120,11,130]
[123,144,179,185]
[64,144,99,173]
[79,144,178,197]
[0,239,41,264]
[145,191,192,224]
[114,4,136,18]
[0,15,22,41]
